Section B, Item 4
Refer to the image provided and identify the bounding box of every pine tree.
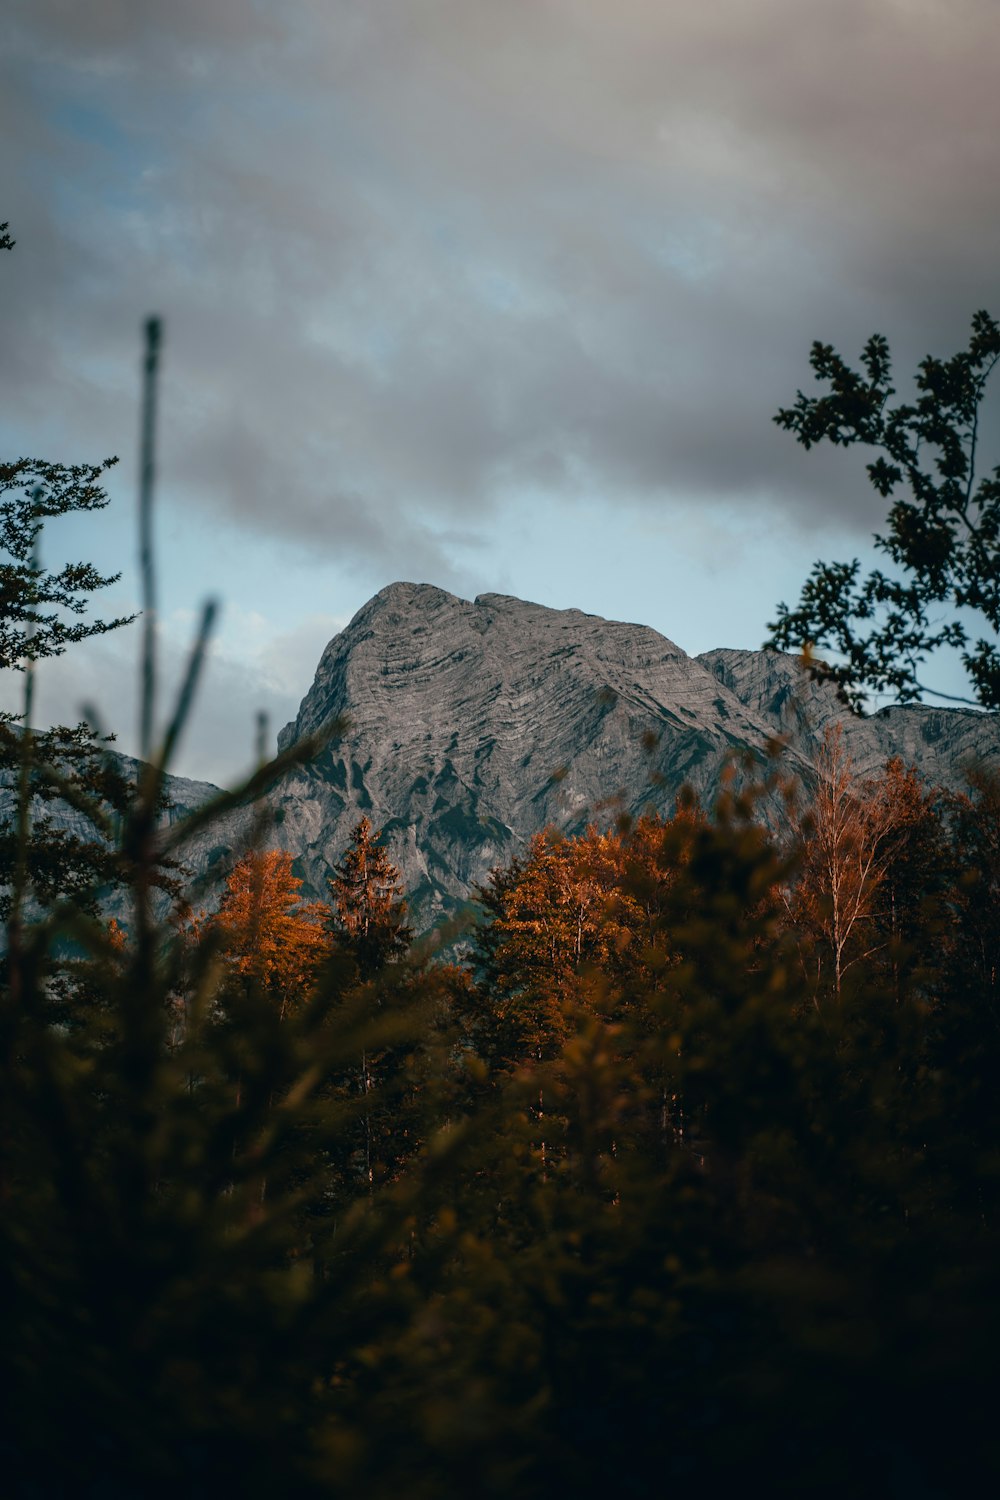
[207,848,329,1019]
[1,224,131,674]
[470,811,703,1073]
[0,453,131,674]
[328,817,412,980]
[324,819,415,1191]
[868,757,950,1003]
[0,223,170,972]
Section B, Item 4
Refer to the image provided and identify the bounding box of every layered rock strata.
[248,584,996,926]
[12,583,996,931]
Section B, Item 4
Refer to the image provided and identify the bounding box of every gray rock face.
[12,584,997,931]
[698,647,995,786]
[245,583,996,927]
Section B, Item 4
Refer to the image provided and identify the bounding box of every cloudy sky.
[2,0,998,784]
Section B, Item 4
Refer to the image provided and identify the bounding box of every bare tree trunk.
[362,1048,373,1193]
[538,1085,546,1182]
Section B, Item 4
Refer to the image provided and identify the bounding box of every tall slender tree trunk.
[362,1047,373,1193]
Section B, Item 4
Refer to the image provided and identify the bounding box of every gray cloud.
[2,0,998,570]
[0,607,349,786]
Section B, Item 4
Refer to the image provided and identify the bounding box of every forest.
[3,232,1000,1497]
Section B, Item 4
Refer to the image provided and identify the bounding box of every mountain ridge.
[11,582,994,931]
[247,582,997,926]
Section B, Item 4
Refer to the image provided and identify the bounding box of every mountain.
[699,646,994,782]
[9,583,994,931]
[173,582,998,930]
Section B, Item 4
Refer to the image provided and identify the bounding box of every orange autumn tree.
[470,812,697,1072]
[209,848,329,1018]
[472,827,626,1070]
[783,727,916,1003]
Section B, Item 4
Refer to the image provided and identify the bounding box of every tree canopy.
[0,225,144,934]
[769,311,1000,708]
[206,848,330,1018]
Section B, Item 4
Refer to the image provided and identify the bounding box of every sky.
[1,0,998,785]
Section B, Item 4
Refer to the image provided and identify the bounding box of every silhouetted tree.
[869,756,950,1003]
[0,454,131,674]
[770,310,1000,707]
[0,225,165,963]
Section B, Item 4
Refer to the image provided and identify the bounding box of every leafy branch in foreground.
[769,311,1000,708]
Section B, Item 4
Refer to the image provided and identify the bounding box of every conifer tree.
[868,757,950,1002]
[470,812,700,1073]
[208,847,329,1019]
[0,453,131,674]
[1,224,130,672]
[328,817,412,979]
[0,223,168,948]
[324,819,416,1190]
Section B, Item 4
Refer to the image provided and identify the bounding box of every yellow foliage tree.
[208,848,329,1018]
[784,727,910,1002]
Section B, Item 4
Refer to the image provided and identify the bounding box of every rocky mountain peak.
[256,585,999,928]
[21,585,997,935]
[278,581,691,751]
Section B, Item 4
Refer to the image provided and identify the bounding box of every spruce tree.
[0,223,170,960]
[328,817,412,979]
[207,847,329,1019]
